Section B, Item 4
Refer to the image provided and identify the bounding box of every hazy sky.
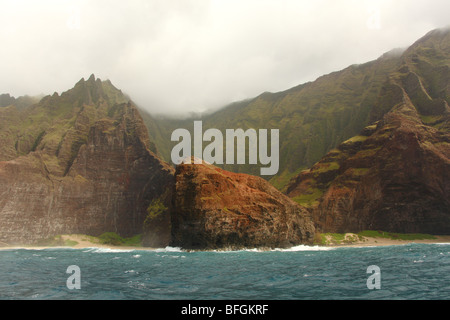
[1,0,449,116]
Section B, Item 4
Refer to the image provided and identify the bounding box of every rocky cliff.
[171,159,315,249]
[1,75,315,250]
[286,29,450,235]
[1,28,448,247]
[0,75,174,245]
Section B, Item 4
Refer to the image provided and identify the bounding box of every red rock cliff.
[171,159,315,249]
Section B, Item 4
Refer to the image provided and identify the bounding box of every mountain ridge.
[140,28,449,195]
[0,75,174,244]
[139,32,413,186]
[285,28,450,234]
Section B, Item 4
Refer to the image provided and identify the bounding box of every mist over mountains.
[2,1,449,117]
[140,28,449,187]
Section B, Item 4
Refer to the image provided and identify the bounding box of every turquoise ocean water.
[0,243,449,300]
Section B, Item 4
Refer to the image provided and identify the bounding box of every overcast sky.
[0,0,449,116]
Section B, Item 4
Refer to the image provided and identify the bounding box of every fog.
[0,0,449,116]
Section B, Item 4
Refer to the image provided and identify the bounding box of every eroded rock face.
[286,29,450,235]
[171,160,315,250]
[0,76,174,245]
[286,92,450,235]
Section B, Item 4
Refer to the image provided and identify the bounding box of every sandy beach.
[0,233,449,251]
[327,234,450,248]
[0,234,151,251]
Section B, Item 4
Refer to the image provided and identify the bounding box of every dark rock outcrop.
[171,159,315,250]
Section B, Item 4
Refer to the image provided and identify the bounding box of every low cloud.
[0,0,449,116]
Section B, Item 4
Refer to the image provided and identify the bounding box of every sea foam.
[82,247,135,253]
[274,245,336,252]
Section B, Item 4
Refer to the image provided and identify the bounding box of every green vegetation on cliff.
[0,74,175,245]
[357,231,437,241]
[0,74,148,176]
[98,232,143,247]
[313,231,437,246]
[286,28,450,235]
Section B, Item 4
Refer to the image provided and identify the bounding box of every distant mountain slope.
[0,94,42,110]
[285,28,450,235]
[143,28,449,195]
[141,38,406,187]
[0,94,15,108]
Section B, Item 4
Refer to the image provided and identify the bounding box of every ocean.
[0,243,449,301]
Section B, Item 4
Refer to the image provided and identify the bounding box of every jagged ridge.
[0,75,174,244]
[286,28,450,235]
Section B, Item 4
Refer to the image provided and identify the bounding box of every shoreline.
[1,234,450,252]
[325,235,450,248]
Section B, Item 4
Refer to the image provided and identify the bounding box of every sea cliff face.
[286,98,450,234]
[0,76,316,249]
[171,159,315,250]
[285,29,450,235]
[0,76,174,245]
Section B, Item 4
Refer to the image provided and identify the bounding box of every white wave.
[154,246,183,253]
[210,248,264,253]
[2,247,72,252]
[82,247,135,253]
[124,270,138,274]
[161,254,183,259]
[210,245,336,253]
[274,245,336,252]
